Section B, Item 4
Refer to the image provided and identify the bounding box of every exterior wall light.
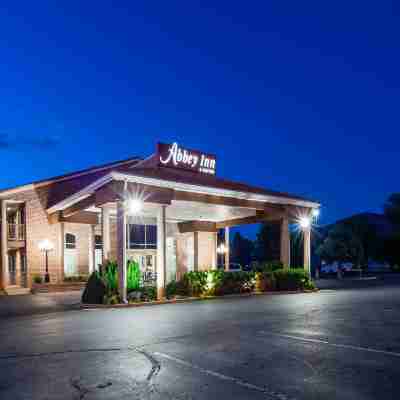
[217,244,226,254]
[38,239,54,283]
[299,216,311,230]
[312,208,320,219]
[128,198,143,215]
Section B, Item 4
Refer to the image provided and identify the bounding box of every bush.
[82,272,106,304]
[33,275,43,284]
[392,264,400,273]
[273,268,311,291]
[63,275,88,283]
[127,260,141,292]
[139,286,157,301]
[102,260,118,292]
[166,280,177,299]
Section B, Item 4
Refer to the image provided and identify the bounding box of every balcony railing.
[7,224,25,241]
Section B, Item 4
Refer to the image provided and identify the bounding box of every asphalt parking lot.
[1,281,400,399]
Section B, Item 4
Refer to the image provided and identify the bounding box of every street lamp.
[38,239,54,283]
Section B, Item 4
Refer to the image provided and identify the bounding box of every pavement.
[0,290,82,319]
[1,280,400,399]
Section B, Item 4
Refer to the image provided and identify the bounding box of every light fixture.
[299,216,311,230]
[38,239,54,252]
[38,239,54,283]
[128,198,143,215]
[217,244,226,254]
[312,208,320,218]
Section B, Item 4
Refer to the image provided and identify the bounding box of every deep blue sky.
[0,1,399,237]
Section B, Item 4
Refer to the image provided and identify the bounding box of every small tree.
[316,224,364,267]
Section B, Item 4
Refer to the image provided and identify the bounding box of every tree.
[384,193,400,227]
[316,224,364,267]
[231,232,254,268]
[254,222,280,262]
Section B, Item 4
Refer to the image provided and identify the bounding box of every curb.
[80,288,319,310]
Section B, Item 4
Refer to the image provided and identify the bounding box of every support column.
[280,217,291,268]
[157,205,167,300]
[117,201,127,303]
[60,222,65,282]
[193,232,199,272]
[224,227,230,271]
[303,226,311,277]
[1,201,8,288]
[211,231,217,270]
[101,205,111,263]
[90,225,96,273]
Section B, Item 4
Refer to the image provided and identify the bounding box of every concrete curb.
[80,288,319,310]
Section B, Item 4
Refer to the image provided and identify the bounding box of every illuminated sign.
[158,142,216,175]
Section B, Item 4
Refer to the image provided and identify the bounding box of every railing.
[7,224,25,241]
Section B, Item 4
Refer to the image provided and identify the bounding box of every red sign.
[157,142,216,175]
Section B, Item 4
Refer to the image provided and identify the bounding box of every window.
[65,233,76,249]
[128,224,157,249]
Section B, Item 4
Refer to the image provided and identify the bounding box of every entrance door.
[64,233,78,276]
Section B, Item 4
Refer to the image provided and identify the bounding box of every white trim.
[47,174,114,213]
[47,171,319,213]
[111,172,320,208]
[0,158,141,198]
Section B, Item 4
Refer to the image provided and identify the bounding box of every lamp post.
[217,243,226,270]
[39,239,54,283]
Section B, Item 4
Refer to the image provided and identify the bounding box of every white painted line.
[153,351,295,400]
[258,331,400,358]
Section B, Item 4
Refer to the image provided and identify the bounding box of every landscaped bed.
[81,261,317,306]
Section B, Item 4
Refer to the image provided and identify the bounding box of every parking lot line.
[258,331,400,358]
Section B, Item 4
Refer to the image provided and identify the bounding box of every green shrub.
[127,260,141,292]
[139,286,157,301]
[63,275,88,283]
[392,264,400,273]
[82,272,106,304]
[273,268,311,291]
[166,280,178,299]
[33,274,43,284]
[253,261,284,273]
[102,260,118,292]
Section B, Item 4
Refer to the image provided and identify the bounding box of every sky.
[0,1,399,238]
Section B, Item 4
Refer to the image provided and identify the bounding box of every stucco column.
[157,205,167,299]
[117,201,127,303]
[193,232,199,272]
[280,217,291,268]
[90,225,96,273]
[101,205,111,263]
[225,226,230,271]
[211,231,217,270]
[303,226,311,277]
[59,222,65,282]
[1,201,8,288]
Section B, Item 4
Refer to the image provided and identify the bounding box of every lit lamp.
[217,243,226,269]
[299,216,311,230]
[311,208,320,220]
[38,239,54,283]
[127,198,143,215]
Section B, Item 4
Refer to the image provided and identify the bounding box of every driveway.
[0,290,82,319]
[1,282,400,399]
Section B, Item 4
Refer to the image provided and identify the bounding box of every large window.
[128,224,157,249]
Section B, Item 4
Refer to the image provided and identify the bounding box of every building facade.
[0,142,319,298]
